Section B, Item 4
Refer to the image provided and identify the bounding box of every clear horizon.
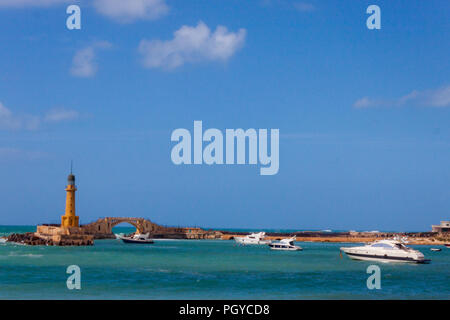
[0,224,437,234]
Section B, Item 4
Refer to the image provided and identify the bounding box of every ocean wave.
[8,253,43,258]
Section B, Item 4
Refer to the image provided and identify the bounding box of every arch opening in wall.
[112,222,139,236]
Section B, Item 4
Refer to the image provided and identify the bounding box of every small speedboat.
[340,239,430,264]
[430,248,441,252]
[234,232,271,245]
[445,244,450,248]
[269,237,302,251]
[118,233,154,244]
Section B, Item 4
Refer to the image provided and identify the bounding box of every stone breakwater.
[6,232,58,246]
[3,229,448,246]
[6,232,94,246]
[2,226,221,246]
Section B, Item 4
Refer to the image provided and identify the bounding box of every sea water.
[0,226,449,299]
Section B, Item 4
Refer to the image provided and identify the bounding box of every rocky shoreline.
[3,232,94,246]
[5,233,56,246]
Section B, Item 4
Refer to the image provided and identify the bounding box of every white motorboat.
[234,232,272,245]
[268,237,302,251]
[117,232,154,244]
[340,239,430,264]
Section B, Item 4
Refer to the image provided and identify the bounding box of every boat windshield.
[394,243,409,250]
[371,242,410,250]
[371,243,393,249]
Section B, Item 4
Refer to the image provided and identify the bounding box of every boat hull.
[344,252,430,264]
[121,238,154,244]
[234,238,271,245]
[269,246,302,251]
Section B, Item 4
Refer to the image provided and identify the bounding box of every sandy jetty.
[219,231,449,245]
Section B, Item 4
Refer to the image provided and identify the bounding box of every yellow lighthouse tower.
[34,166,93,245]
[61,170,79,228]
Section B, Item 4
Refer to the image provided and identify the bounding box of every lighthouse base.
[34,225,94,246]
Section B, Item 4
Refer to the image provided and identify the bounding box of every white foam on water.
[8,253,43,258]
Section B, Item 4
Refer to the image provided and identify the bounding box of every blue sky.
[0,0,449,231]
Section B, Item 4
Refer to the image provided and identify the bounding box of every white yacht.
[234,232,272,245]
[117,232,154,244]
[340,239,430,264]
[269,237,302,251]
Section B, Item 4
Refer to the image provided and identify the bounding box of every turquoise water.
[0,226,449,299]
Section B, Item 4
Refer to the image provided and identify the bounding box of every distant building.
[432,221,450,234]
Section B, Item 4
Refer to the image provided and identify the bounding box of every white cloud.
[139,21,247,70]
[0,102,40,130]
[353,85,450,109]
[293,2,315,12]
[93,0,169,23]
[0,101,79,131]
[0,102,12,117]
[0,0,70,7]
[353,97,373,109]
[44,108,79,122]
[0,0,168,23]
[70,41,111,78]
[427,86,450,107]
[70,47,96,78]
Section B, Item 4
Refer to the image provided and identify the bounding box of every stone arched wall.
[109,219,142,233]
[81,217,159,238]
